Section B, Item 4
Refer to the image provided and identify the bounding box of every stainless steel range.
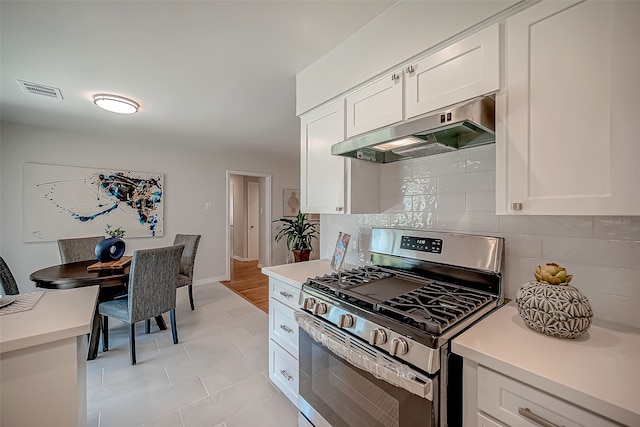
[295,228,504,427]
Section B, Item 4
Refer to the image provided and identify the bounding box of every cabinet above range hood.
[331,96,495,164]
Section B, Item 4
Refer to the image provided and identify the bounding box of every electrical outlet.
[205,202,212,211]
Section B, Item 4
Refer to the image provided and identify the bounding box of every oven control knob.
[313,303,328,315]
[390,337,409,356]
[369,329,388,346]
[337,314,355,329]
[302,298,315,311]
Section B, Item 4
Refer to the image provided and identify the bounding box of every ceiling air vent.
[17,80,64,99]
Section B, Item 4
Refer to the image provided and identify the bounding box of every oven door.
[296,312,437,427]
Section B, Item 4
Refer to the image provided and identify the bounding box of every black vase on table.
[95,238,126,263]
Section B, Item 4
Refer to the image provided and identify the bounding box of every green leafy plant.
[105,224,126,239]
[273,211,318,252]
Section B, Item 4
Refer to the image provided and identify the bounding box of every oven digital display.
[400,236,443,253]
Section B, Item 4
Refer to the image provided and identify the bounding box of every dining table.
[29,259,167,360]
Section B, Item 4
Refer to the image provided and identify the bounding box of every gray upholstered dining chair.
[0,256,20,295]
[98,244,184,365]
[173,234,201,310]
[57,236,103,263]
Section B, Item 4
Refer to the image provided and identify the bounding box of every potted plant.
[515,262,593,339]
[273,211,318,262]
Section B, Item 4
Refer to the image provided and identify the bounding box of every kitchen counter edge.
[261,259,338,288]
[452,301,640,426]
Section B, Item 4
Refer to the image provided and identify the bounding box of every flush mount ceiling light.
[93,94,139,114]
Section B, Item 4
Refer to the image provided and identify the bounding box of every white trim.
[225,170,272,282]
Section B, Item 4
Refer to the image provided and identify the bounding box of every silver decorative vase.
[515,281,593,339]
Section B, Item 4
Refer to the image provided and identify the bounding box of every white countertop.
[262,259,339,287]
[0,286,99,353]
[452,302,640,426]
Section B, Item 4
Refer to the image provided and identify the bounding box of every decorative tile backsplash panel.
[320,145,640,328]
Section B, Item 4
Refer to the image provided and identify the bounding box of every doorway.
[225,171,272,281]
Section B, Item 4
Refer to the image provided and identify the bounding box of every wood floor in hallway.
[220,258,269,313]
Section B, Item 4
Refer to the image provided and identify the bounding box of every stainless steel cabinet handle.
[336,207,343,212]
[510,202,523,211]
[280,324,293,334]
[279,291,293,299]
[391,73,400,81]
[280,370,293,381]
[406,65,415,74]
[518,407,563,427]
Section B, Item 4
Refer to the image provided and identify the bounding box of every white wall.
[0,121,299,292]
[321,145,640,328]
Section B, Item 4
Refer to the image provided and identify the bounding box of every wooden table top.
[30,260,130,290]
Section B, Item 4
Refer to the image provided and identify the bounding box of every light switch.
[205,202,212,211]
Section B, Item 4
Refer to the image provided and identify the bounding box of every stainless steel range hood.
[331,96,495,163]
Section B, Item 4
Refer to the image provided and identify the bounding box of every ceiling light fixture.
[93,94,139,114]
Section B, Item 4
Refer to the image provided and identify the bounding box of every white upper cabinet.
[345,69,403,138]
[300,100,346,214]
[300,100,380,214]
[405,24,500,119]
[497,0,640,215]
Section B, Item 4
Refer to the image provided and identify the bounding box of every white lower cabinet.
[476,366,618,427]
[267,277,301,407]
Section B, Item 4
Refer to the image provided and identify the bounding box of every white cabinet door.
[497,0,640,215]
[300,100,381,214]
[405,23,500,119]
[346,69,403,138]
[269,339,299,406]
[300,99,347,214]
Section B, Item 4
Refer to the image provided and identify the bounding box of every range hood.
[331,96,495,163]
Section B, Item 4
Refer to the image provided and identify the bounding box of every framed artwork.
[283,189,300,217]
[23,163,164,242]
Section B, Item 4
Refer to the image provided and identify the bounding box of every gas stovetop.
[304,266,495,335]
[298,228,504,374]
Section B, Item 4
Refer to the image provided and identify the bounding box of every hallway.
[220,259,269,313]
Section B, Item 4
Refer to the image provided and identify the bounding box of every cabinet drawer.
[269,339,299,406]
[270,278,300,308]
[270,298,299,356]
[478,366,618,427]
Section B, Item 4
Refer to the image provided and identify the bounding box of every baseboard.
[232,255,249,262]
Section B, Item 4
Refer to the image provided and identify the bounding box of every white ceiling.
[0,1,396,157]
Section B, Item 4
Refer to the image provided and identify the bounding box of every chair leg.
[129,323,136,365]
[170,309,178,344]
[188,284,195,310]
[102,316,109,352]
[145,319,151,334]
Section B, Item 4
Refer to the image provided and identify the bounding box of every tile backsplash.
[320,145,640,328]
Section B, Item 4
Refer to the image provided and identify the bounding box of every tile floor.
[86,282,298,427]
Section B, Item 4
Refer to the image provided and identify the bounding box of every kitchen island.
[0,285,99,427]
[452,302,640,427]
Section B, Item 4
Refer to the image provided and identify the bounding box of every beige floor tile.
[88,282,298,426]
[179,373,279,427]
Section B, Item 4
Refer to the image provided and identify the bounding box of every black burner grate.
[377,282,493,334]
[305,266,394,296]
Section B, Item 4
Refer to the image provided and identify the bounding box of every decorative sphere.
[515,281,593,339]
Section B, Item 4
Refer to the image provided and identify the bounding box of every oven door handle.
[295,311,434,401]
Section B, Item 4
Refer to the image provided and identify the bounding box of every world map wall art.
[23,163,164,242]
